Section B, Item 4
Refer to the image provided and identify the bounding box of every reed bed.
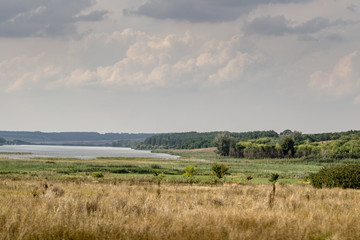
[0,178,359,240]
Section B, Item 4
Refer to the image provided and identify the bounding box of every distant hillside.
[0,131,156,147]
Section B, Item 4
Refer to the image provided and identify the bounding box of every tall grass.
[0,177,359,239]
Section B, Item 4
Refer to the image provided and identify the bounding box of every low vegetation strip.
[0,178,360,240]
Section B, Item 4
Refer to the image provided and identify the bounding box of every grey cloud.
[125,0,311,23]
[75,10,108,22]
[297,35,318,42]
[244,16,350,36]
[325,33,343,41]
[347,4,357,13]
[0,0,108,38]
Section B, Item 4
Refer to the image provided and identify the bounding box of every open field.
[1,148,360,239]
[2,147,359,181]
[1,177,360,240]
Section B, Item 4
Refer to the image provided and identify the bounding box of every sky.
[0,0,359,134]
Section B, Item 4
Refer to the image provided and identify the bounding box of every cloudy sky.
[0,0,359,134]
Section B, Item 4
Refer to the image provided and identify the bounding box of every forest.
[214,130,360,159]
[136,129,360,160]
[136,130,279,149]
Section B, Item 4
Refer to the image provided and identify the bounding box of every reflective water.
[0,145,178,159]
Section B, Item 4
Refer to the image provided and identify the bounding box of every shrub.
[183,166,196,178]
[310,164,360,189]
[151,164,161,169]
[269,173,279,183]
[92,172,104,178]
[211,162,230,179]
[246,176,253,181]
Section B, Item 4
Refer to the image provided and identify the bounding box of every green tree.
[281,136,295,157]
[211,162,230,179]
[213,132,235,156]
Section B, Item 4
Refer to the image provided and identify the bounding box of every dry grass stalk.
[0,178,359,239]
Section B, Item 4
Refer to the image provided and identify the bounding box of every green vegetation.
[137,129,360,162]
[224,130,360,160]
[137,130,278,149]
[91,172,104,178]
[213,132,235,156]
[183,166,196,183]
[211,162,230,179]
[269,173,280,183]
[310,164,360,189]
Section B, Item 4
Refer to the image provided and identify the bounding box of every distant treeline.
[216,130,360,159]
[136,131,279,149]
[0,131,156,147]
[136,130,360,160]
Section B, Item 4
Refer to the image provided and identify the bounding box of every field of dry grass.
[1,177,359,240]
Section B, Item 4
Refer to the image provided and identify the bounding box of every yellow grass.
[0,178,359,240]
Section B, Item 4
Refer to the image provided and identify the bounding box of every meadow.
[1,147,354,180]
[1,148,360,239]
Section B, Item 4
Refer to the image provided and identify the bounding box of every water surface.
[0,145,178,159]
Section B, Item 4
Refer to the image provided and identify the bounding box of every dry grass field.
[0,177,359,240]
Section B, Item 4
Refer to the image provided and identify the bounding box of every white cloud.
[57,29,256,89]
[0,55,61,92]
[309,51,359,97]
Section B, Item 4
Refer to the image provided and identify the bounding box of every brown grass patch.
[0,178,359,239]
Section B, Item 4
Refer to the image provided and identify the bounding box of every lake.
[0,145,178,159]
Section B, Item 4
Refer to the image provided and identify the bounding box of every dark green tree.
[213,132,235,156]
[280,137,295,157]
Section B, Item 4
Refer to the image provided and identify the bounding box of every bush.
[92,172,104,178]
[310,164,360,189]
[211,162,230,179]
[183,165,196,178]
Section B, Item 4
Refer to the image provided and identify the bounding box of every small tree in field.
[213,132,235,156]
[211,162,230,179]
[183,166,196,184]
[268,173,279,208]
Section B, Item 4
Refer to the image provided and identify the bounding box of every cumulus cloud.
[0,55,62,92]
[58,30,255,89]
[0,29,257,91]
[309,51,360,98]
[126,0,311,23]
[0,0,108,38]
[245,16,350,36]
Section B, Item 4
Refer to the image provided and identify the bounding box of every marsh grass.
[0,177,359,240]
